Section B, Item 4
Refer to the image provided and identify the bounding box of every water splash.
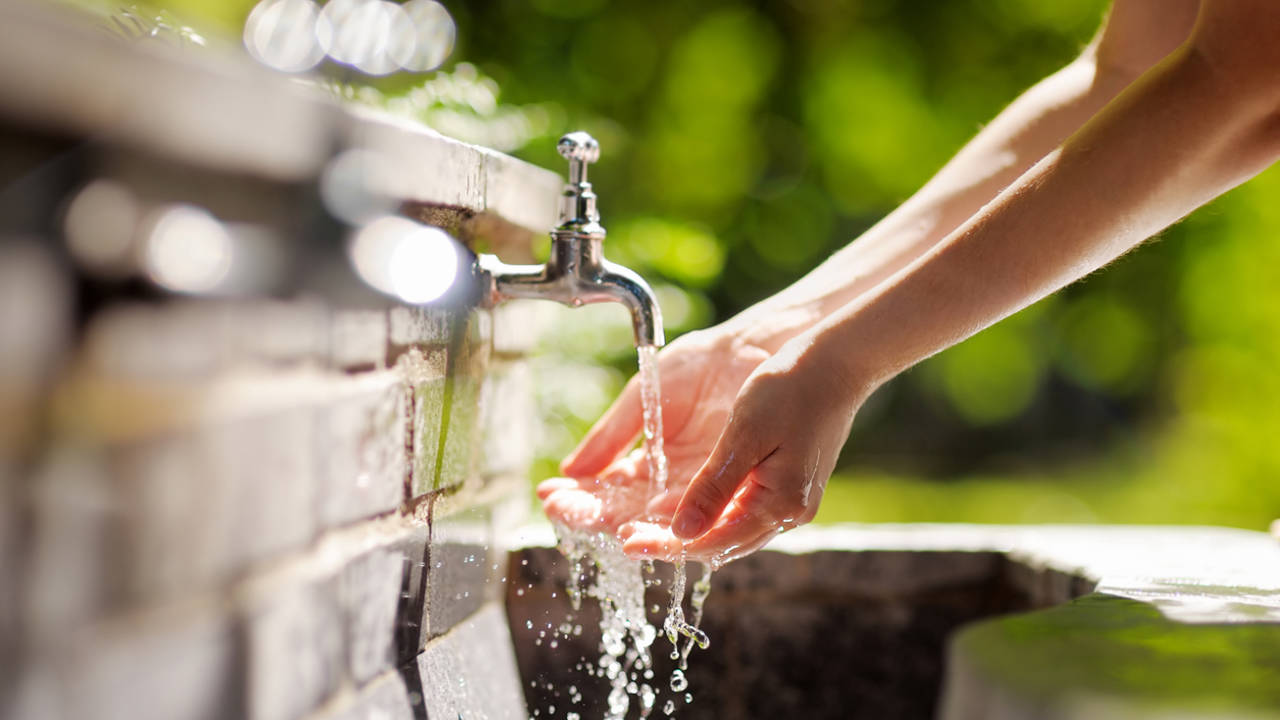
[663,561,712,676]
[548,346,715,719]
[556,527,654,720]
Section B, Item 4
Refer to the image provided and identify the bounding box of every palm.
[539,330,770,534]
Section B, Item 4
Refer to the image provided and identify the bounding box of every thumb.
[671,413,764,540]
[561,376,643,477]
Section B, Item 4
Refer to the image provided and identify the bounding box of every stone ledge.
[506,523,1280,720]
[0,1,560,236]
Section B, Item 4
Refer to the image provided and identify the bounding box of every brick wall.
[1,243,540,720]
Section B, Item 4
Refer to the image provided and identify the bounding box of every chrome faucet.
[476,132,664,348]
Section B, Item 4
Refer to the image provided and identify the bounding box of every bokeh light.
[63,179,140,277]
[348,215,459,304]
[320,148,397,225]
[243,0,325,72]
[142,204,235,294]
[244,0,455,75]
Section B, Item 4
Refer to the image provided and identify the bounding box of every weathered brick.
[408,309,491,497]
[397,348,445,499]
[491,300,544,356]
[387,521,431,659]
[84,301,327,381]
[339,544,404,684]
[388,306,450,353]
[468,307,493,353]
[307,672,414,720]
[435,374,481,493]
[18,602,240,720]
[330,310,387,371]
[0,244,71,461]
[23,449,116,639]
[318,375,407,528]
[240,566,344,720]
[201,406,318,574]
[225,300,329,368]
[0,244,71,382]
[110,432,221,604]
[410,379,445,498]
[425,503,496,640]
[478,360,535,482]
[417,603,526,720]
[86,304,225,379]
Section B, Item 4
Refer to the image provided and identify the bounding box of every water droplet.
[670,669,688,692]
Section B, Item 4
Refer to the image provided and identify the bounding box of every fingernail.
[672,508,705,539]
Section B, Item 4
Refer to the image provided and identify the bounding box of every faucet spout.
[476,236,664,348]
[475,131,665,348]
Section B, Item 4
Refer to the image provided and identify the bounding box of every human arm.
[720,0,1202,353]
[558,0,1198,484]
[658,0,1280,560]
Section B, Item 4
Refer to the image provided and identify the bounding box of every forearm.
[726,46,1139,351]
[809,42,1280,396]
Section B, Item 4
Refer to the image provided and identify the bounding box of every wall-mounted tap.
[476,132,664,348]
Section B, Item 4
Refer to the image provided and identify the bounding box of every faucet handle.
[556,131,603,233]
[558,131,600,177]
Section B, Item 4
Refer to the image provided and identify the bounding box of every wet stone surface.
[506,546,1041,720]
[417,604,526,720]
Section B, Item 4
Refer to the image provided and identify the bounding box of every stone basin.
[505,523,1280,720]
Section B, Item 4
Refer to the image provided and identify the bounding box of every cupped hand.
[539,328,772,534]
[618,334,866,566]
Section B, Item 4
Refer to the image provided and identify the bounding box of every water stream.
[637,346,669,507]
[551,344,714,719]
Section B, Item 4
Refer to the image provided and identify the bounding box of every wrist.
[786,320,881,408]
[716,299,824,354]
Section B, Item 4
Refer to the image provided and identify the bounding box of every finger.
[683,499,775,560]
[695,525,781,567]
[685,453,806,559]
[644,488,681,520]
[536,477,580,500]
[620,522,685,561]
[671,416,766,540]
[541,488,606,531]
[561,375,644,477]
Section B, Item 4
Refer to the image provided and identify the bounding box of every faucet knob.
[558,131,600,169]
[556,131,603,234]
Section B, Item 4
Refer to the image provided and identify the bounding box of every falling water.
[637,345,668,506]
[551,344,713,719]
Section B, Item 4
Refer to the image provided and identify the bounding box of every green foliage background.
[97,0,1280,529]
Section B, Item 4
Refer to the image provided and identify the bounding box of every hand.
[539,328,772,534]
[618,334,864,566]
